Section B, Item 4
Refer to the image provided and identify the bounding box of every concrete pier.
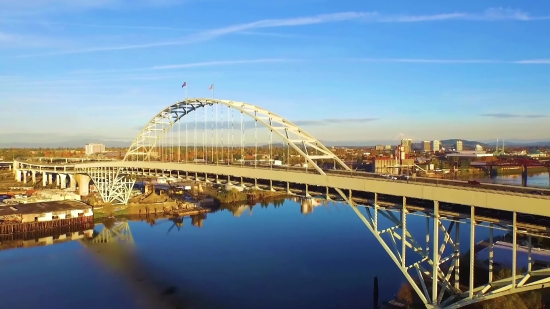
[76,174,91,196]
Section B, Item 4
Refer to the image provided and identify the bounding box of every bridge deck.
[70,161,550,217]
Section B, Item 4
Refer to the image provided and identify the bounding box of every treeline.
[395,252,546,309]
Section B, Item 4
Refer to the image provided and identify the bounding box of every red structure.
[488,158,549,167]
[470,157,550,187]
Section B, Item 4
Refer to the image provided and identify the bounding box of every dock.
[0,200,94,235]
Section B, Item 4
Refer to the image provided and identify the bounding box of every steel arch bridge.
[124,98,351,174]
[78,98,550,309]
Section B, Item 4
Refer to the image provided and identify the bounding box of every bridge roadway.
[69,160,550,217]
[16,159,550,195]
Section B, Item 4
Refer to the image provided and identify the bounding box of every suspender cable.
[230,107,233,165]
[215,103,218,165]
[240,110,244,168]
[171,113,174,162]
[216,102,225,162]
[185,108,188,163]
[211,103,214,164]
[178,107,181,162]
[254,112,257,169]
[269,120,273,170]
[204,104,207,164]
[194,105,197,163]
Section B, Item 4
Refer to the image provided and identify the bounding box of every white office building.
[456,140,463,152]
[85,143,106,155]
[432,140,441,152]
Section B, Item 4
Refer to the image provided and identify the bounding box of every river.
[0,198,504,309]
[462,172,550,189]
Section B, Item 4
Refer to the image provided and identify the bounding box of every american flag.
[209,84,214,90]
[181,82,186,88]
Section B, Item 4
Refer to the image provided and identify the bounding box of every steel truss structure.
[79,166,135,205]
[124,98,351,175]
[344,199,550,309]
[91,221,134,244]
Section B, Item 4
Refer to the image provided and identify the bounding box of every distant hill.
[440,139,492,149]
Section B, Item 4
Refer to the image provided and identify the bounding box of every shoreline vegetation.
[210,187,290,204]
[90,182,291,219]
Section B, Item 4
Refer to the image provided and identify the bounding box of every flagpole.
[185,83,187,99]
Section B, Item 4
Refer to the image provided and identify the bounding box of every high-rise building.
[423,141,431,152]
[401,139,413,154]
[85,143,106,155]
[456,140,463,151]
[432,140,441,152]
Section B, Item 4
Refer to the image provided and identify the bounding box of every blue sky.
[1,1,549,146]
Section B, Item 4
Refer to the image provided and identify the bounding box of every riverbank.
[208,186,291,204]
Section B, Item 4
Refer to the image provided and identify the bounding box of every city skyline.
[1,1,550,146]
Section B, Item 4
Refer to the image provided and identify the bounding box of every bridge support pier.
[42,172,47,187]
[269,180,275,192]
[76,174,91,196]
[402,197,407,269]
[215,174,220,184]
[59,174,67,189]
[48,173,53,186]
[240,177,245,188]
[469,205,475,299]
[205,173,210,183]
[305,184,311,198]
[325,187,331,200]
[31,171,36,184]
[433,200,440,302]
[374,192,378,205]
[15,170,21,182]
[286,182,291,195]
[521,165,528,187]
[69,174,76,190]
[22,171,27,184]
[254,179,260,190]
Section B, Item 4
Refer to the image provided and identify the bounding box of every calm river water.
[464,172,550,189]
[0,198,502,309]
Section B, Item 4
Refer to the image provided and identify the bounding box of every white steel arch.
[124,98,351,175]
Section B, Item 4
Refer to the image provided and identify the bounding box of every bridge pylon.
[80,166,136,205]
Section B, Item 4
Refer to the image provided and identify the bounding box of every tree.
[397,282,414,308]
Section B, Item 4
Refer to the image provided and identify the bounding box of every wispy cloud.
[0,0,184,16]
[375,8,549,22]
[356,58,501,64]
[480,113,546,119]
[14,8,549,58]
[514,59,550,64]
[353,58,550,64]
[294,118,380,126]
[152,59,294,70]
